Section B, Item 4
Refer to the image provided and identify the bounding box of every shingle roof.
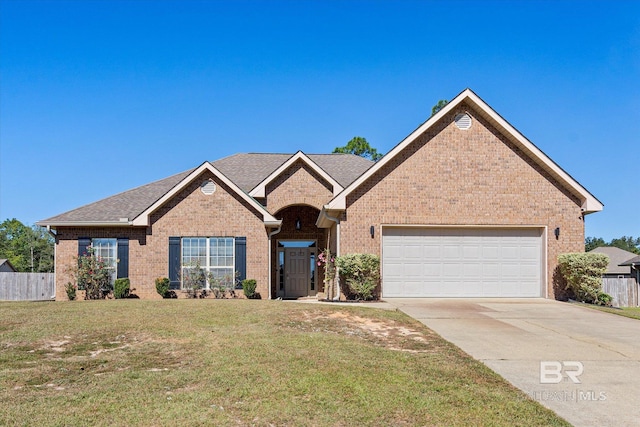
[619,255,640,266]
[212,153,373,191]
[589,247,638,275]
[38,153,373,225]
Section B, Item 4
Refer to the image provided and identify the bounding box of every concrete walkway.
[385,298,640,427]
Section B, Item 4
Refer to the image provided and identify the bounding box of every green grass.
[576,303,640,320]
[0,300,569,426]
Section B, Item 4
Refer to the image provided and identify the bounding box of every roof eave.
[36,220,134,228]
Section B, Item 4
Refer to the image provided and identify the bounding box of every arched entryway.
[271,205,327,299]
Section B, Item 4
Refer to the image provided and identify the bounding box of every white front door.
[285,248,310,298]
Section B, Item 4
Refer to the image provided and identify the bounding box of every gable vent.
[454,113,472,130]
[201,180,217,195]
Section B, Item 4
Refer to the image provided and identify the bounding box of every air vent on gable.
[454,113,472,130]
[201,180,217,195]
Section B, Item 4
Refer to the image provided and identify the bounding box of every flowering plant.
[318,248,336,299]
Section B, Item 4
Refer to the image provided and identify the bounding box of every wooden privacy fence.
[0,273,55,301]
[602,277,639,307]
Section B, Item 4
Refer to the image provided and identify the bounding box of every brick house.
[38,89,603,300]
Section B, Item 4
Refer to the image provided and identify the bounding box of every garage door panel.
[382,227,543,298]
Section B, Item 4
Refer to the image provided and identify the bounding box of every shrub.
[242,279,257,299]
[74,245,112,300]
[181,261,206,298]
[114,278,130,299]
[65,282,76,301]
[335,253,380,301]
[558,253,611,305]
[155,277,170,298]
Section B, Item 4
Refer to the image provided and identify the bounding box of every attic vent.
[454,113,472,130]
[201,180,217,195]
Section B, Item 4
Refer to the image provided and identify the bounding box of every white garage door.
[382,228,543,297]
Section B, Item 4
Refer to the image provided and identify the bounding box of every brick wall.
[55,171,270,300]
[265,160,333,212]
[341,103,585,298]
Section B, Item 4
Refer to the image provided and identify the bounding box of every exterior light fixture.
[554,227,560,240]
[370,225,375,238]
[295,218,301,230]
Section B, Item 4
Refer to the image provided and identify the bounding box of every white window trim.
[181,237,235,290]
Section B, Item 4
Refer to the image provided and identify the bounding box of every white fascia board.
[327,88,603,213]
[36,220,133,228]
[132,162,279,226]
[249,151,343,198]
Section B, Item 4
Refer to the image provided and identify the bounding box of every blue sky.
[1,0,638,240]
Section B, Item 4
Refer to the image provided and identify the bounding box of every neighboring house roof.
[589,246,638,275]
[0,259,17,272]
[619,255,640,267]
[37,153,372,227]
[324,88,604,214]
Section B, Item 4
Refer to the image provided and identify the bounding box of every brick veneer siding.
[54,171,270,300]
[265,160,333,213]
[340,103,585,299]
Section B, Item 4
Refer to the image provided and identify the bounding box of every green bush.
[74,246,112,299]
[65,282,76,301]
[114,278,130,299]
[242,279,257,299]
[558,253,611,305]
[155,277,170,298]
[335,253,380,301]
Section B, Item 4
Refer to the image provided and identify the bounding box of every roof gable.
[249,151,343,198]
[326,88,603,214]
[131,162,280,227]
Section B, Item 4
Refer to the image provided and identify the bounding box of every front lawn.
[0,300,568,426]
[577,303,640,320]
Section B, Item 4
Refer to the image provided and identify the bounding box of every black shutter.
[235,237,246,288]
[168,237,181,290]
[117,238,129,279]
[78,238,91,258]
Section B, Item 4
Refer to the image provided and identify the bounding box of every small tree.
[558,253,611,305]
[335,253,380,301]
[73,245,112,300]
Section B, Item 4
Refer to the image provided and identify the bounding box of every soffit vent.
[454,113,472,130]
[201,180,217,195]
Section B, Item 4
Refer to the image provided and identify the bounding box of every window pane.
[91,238,117,284]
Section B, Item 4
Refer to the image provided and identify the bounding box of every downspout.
[319,208,341,300]
[267,224,282,300]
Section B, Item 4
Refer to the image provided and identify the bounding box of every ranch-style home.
[38,89,603,301]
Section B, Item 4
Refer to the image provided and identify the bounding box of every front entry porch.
[276,241,317,298]
[270,205,327,299]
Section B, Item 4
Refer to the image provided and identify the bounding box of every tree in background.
[333,136,383,161]
[585,236,640,254]
[0,218,54,272]
[431,99,449,117]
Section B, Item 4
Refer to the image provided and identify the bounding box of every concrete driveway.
[386,298,640,427]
